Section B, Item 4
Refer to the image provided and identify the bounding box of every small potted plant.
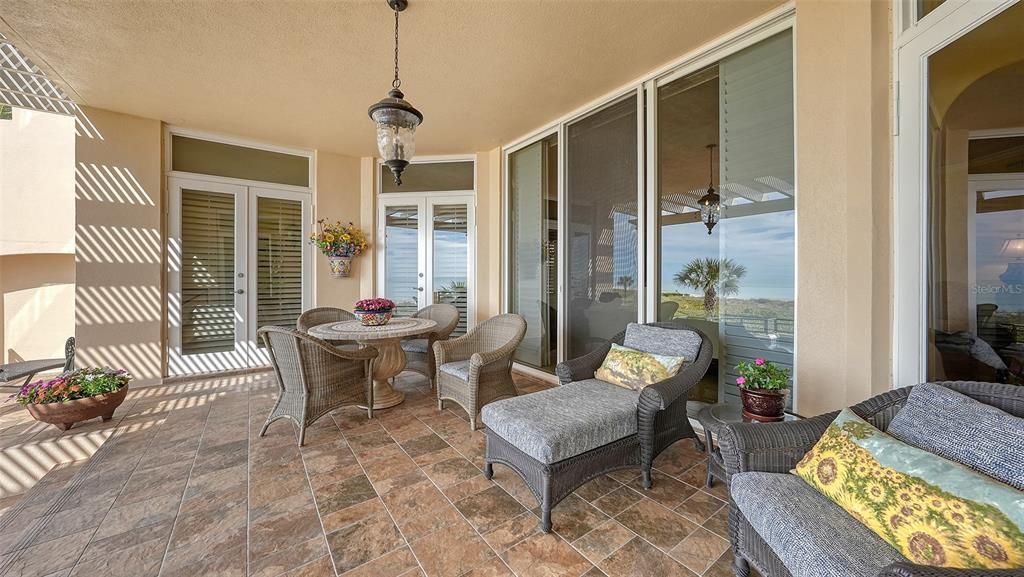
[735,357,790,422]
[354,298,396,326]
[15,367,132,431]
[310,220,369,278]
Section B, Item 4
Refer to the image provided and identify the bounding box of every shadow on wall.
[74,107,163,382]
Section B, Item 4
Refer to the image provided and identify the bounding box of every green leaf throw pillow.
[594,343,686,391]
[793,408,1024,569]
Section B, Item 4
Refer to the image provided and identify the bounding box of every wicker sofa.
[481,321,712,532]
[718,381,1024,577]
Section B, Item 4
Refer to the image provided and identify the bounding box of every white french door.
[378,195,475,335]
[168,177,311,375]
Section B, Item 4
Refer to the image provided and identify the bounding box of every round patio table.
[308,317,437,410]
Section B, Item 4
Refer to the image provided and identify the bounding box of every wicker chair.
[434,313,527,430]
[401,304,460,388]
[718,381,1024,577]
[297,307,357,348]
[258,326,377,446]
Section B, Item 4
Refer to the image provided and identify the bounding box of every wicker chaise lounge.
[718,381,1024,577]
[481,321,712,532]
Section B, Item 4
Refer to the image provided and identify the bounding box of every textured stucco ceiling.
[0,0,785,156]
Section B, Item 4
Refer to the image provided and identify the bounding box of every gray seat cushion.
[480,379,640,464]
[439,360,471,381]
[402,338,429,354]
[623,323,702,360]
[732,472,905,577]
[887,382,1024,490]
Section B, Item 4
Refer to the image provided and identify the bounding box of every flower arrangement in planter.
[354,298,396,326]
[15,367,132,431]
[310,220,369,278]
[735,357,791,422]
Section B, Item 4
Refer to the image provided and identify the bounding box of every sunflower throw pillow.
[793,408,1024,569]
[594,343,686,391]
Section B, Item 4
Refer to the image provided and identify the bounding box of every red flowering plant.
[14,367,131,406]
[734,357,790,391]
[354,298,395,312]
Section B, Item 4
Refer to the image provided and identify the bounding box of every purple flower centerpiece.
[354,298,396,326]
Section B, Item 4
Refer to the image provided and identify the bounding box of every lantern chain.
[393,8,401,89]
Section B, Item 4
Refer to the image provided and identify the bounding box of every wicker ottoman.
[481,379,644,533]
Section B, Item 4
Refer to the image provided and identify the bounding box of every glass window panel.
[927,3,1024,384]
[380,161,474,193]
[384,205,421,317]
[181,189,235,355]
[566,96,638,359]
[432,203,470,336]
[256,197,304,336]
[917,0,947,21]
[509,135,558,371]
[172,135,309,187]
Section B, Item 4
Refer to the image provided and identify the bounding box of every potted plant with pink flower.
[735,357,790,422]
[14,367,132,431]
[354,298,396,326]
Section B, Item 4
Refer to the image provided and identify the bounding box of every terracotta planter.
[740,387,788,422]
[26,385,128,431]
[328,256,353,278]
[354,309,393,326]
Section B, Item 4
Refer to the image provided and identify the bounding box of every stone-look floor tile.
[454,485,528,534]
[460,557,515,577]
[651,442,706,480]
[301,440,359,477]
[364,454,421,492]
[21,498,110,547]
[421,457,481,488]
[615,499,698,551]
[400,502,464,542]
[191,439,248,478]
[668,527,730,575]
[488,466,538,509]
[599,537,695,577]
[673,491,725,525]
[548,494,610,542]
[167,496,247,554]
[502,532,592,577]
[340,545,418,577]
[582,568,610,577]
[280,556,334,577]
[702,507,729,539]
[629,473,698,510]
[327,511,405,574]
[606,469,641,485]
[160,531,247,577]
[482,512,541,553]
[313,474,377,517]
[348,431,399,458]
[69,521,171,577]
[443,473,494,502]
[116,459,193,506]
[322,497,388,534]
[249,535,328,577]
[592,487,643,517]
[571,520,635,565]
[445,432,486,463]
[399,433,451,460]
[412,446,463,467]
[673,465,720,498]
[249,495,323,565]
[0,527,93,577]
[252,471,311,508]
[421,413,470,440]
[333,412,384,437]
[381,417,432,442]
[382,476,450,526]
[703,550,744,577]
[183,462,247,502]
[409,520,495,577]
[574,476,622,503]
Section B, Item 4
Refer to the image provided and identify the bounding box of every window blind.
[181,190,236,355]
[384,206,420,317]
[256,197,304,332]
[432,204,470,336]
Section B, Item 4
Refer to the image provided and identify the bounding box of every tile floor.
[0,369,741,577]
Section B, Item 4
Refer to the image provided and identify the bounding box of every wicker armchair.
[434,313,527,430]
[555,321,713,488]
[401,304,460,388]
[717,381,1024,577]
[258,326,377,446]
[297,307,357,348]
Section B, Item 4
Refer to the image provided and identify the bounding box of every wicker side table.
[696,403,801,488]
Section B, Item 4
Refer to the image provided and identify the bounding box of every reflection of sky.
[660,210,795,301]
[976,208,1024,312]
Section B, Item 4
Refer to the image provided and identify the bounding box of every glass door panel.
[169,178,249,374]
[430,201,471,336]
[566,96,639,359]
[509,135,559,371]
[382,202,425,317]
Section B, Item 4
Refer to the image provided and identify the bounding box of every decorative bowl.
[354,309,393,326]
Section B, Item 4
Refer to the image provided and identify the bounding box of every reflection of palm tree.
[618,276,634,292]
[673,258,746,319]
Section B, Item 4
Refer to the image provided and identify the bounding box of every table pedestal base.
[366,379,405,410]
[359,337,407,410]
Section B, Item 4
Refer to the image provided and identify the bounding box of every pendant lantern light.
[698,144,721,235]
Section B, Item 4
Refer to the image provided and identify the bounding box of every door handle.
[416,287,424,292]
[235,289,245,295]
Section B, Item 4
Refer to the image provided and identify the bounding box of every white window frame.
[892,0,1019,387]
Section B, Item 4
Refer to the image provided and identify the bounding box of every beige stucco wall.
[476,148,503,324]
[312,151,365,310]
[793,0,892,415]
[74,106,163,383]
[0,254,75,363]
